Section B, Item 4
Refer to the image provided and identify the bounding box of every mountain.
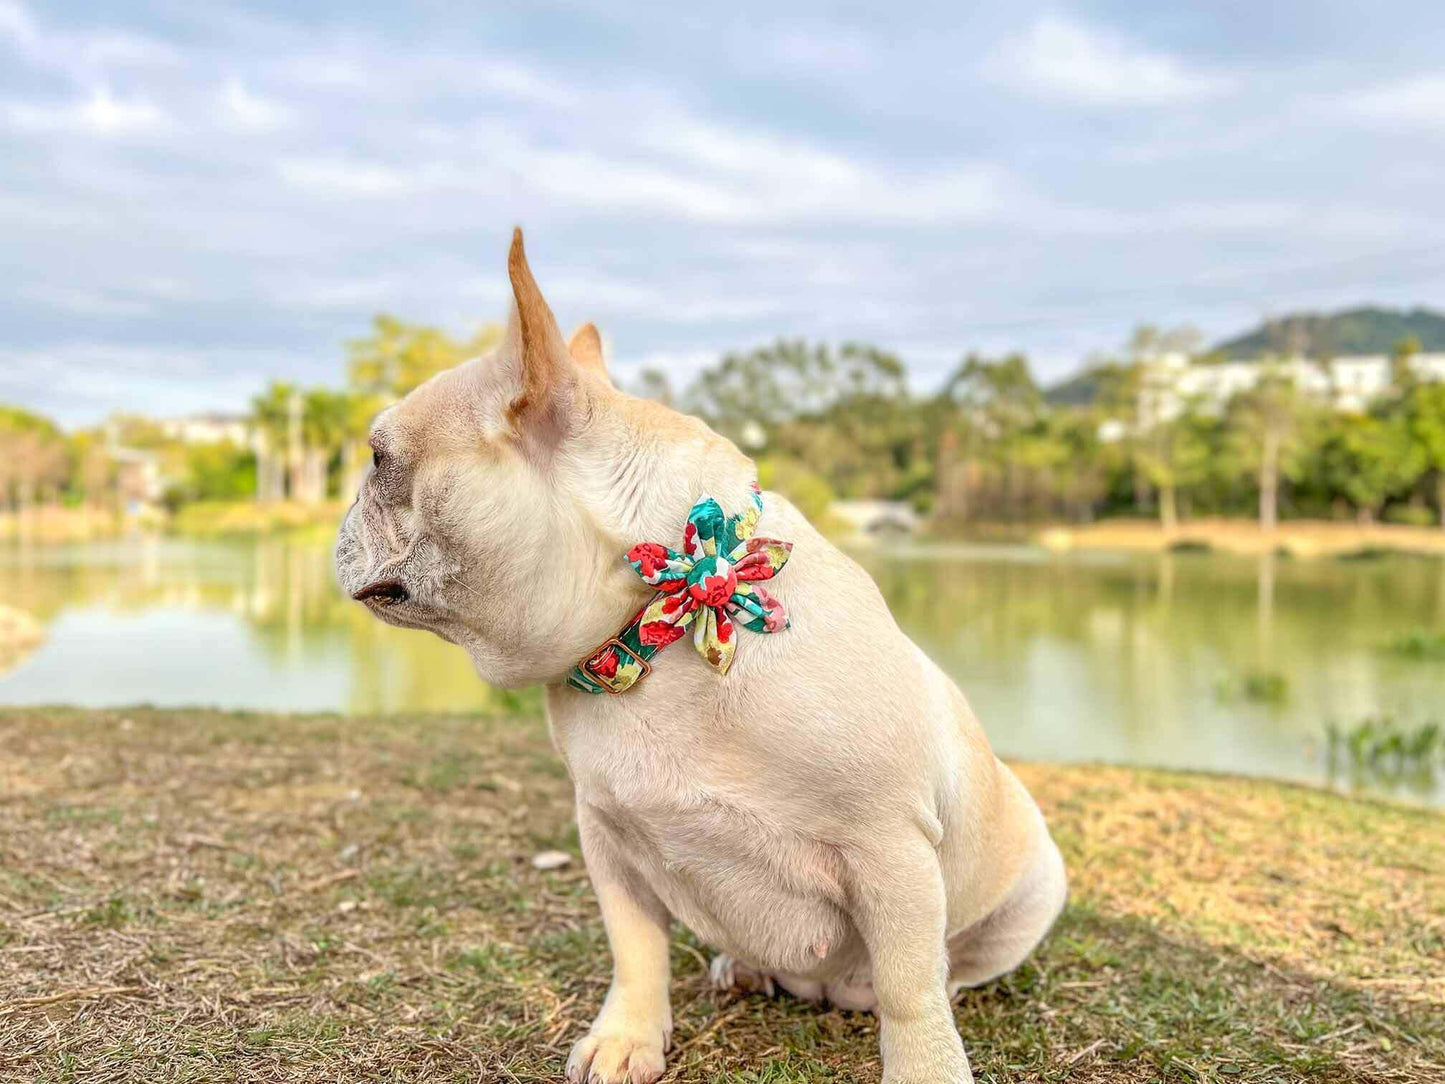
[1213,306,1445,359]
[1042,368,1105,407]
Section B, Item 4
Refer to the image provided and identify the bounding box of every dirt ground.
[1,707,1441,1082]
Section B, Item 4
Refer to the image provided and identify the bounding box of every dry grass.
[1,707,1442,1083]
[1039,518,1445,558]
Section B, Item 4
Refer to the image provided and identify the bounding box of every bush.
[756,456,836,525]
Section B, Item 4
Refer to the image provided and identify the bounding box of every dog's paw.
[565,1026,667,1084]
[708,953,776,997]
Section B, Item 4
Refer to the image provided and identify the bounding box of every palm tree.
[249,382,295,502]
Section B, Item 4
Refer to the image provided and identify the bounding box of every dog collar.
[566,483,792,695]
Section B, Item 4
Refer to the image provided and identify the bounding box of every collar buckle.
[582,637,652,694]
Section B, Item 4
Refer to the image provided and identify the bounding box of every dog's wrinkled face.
[336,230,623,687]
[337,228,749,688]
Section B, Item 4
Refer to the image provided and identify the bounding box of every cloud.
[1,1,179,77]
[1343,75,1445,128]
[5,86,170,135]
[276,157,420,197]
[985,16,1232,106]
[219,78,294,131]
[0,344,296,425]
[22,285,153,317]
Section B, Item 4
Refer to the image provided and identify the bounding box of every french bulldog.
[336,229,1066,1084]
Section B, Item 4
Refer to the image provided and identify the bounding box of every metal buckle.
[582,637,651,694]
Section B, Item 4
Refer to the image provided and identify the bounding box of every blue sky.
[4,1,1445,425]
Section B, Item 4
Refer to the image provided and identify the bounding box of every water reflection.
[2,534,1442,803]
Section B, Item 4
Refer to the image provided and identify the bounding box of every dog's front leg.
[854,838,974,1084]
[566,808,672,1084]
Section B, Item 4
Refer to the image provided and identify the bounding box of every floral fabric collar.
[566,483,792,695]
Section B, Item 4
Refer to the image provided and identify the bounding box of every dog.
[336,229,1067,1084]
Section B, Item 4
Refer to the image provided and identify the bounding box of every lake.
[3,532,1443,804]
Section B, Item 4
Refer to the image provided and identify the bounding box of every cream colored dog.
[336,230,1066,1084]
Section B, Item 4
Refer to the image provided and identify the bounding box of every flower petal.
[725,581,789,633]
[684,495,726,560]
[693,604,737,674]
[637,592,699,646]
[729,537,793,581]
[626,541,692,589]
[724,486,763,551]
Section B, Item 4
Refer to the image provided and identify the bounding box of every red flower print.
[628,542,671,578]
[588,649,619,679]
[640,620,688,647]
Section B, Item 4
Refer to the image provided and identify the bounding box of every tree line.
[3,318,1445,530]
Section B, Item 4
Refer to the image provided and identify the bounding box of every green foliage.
[1214,671,1289,704]
[1326,718,1443,767]
[347,314,503,400]
[756,456,837,524]
[687,339,925,502]
[1308,410,1425,521]
[1384,630,1445,660]
[170,442,257,504]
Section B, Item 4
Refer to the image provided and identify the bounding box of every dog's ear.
[501,227,577,435]
[567,322,610,384]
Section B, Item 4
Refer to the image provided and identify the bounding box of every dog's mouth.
[352,580,409,605]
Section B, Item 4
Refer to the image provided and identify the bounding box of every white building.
[1137,351,1445,426]
[159,413,250,446]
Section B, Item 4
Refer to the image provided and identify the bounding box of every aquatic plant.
[1215,670,1289,704]
[1384,629,1445,661]
[1327,718,1443,767]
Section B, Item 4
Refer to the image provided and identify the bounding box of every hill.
[1214,305,1445,359]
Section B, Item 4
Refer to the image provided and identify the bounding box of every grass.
[1,707,1442,1083]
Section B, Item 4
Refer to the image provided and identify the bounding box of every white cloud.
[6,86,170,135]
[22,285,152,317]
[1344,75,1445,128]
[985,16,1231,106]
[276,157,419,197]
[0,344,297,426]
[220,77,294,131]
[1,1,179,76]
[0,0,37,48]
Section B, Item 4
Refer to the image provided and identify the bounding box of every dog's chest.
[567,736,858,978]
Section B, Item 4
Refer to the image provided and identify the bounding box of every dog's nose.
[352,580,409,604]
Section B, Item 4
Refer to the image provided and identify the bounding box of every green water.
[3,533,1443,803]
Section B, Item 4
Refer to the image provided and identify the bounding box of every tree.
[934,352,1042,520]
[1313,411,1425,524]
[0,406,68,510]
[684,340,920,501]
[347,315,502,401]
[1135,404,1214,531]
[250,382,293,501]
[630,367,676,406]
[1390,335,1423,392]
[1227,362,1311,531]
[1406,382,1445,527]
[300,389,356,502]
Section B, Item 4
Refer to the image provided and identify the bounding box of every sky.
[4,1,1445,426]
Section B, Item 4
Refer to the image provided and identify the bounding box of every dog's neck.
[554,393,760,681]
[574,395,759,552]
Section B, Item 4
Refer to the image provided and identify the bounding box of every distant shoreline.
[5,503,1445,559]
[1029,517,1445,558]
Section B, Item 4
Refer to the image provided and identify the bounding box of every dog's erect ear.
[567,322,610,384]
[503,227,574,424]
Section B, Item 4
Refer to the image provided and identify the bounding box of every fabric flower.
[568,483,792,694]
[624,484,791,677]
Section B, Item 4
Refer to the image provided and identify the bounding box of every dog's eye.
[372,448,382,469]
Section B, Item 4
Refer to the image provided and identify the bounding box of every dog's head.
[336,229,754,687]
